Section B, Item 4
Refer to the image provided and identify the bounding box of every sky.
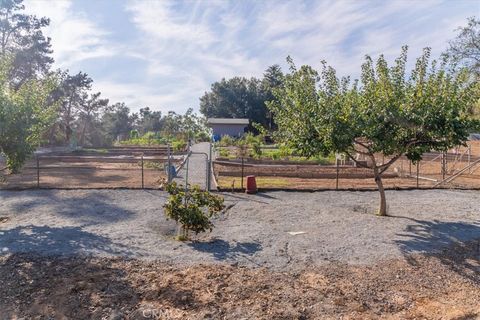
[24,0,479,114]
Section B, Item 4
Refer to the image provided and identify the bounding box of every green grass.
[216,146,335,164]
[218,176,290,189]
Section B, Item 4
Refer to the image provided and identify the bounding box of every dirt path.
[1,189,479,319]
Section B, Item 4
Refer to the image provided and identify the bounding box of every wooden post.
[442,152,446,180]
[36,156,40,188]
[416,161,419,188]
[336,159,339,190]
[207,142,212,191]
[167,144,172,182]
[241,157,244,191]
[141,154,144,189]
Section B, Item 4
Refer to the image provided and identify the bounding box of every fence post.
[36,156,40,188]
[416,161,419,188]
[167,144,172,183]
[185,156,190,193]
[141,154,144,189]
[336,159,339,190]
[442,151,446,180]
[207,143,212,191]
[241,157,244,191]
[468,145,472,173]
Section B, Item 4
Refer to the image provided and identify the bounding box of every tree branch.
[344,150,371,169]
[378,154,402,174]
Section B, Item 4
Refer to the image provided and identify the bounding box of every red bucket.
[245,175,257,194]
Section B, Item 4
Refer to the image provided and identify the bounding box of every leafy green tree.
[0,58,57,173]
[78,92,109,146]
[269,47,479,216]
[200,65,284,129]
[200,77,265,126]
[447,17,479,77]
[262,65,284,130]
[0,0,53,88]
[101,102,136,142]
[164,182,225,240]
[136,107,163,134]
[181,108,208,141]
[161,111,182,137]
[49,71,93,144]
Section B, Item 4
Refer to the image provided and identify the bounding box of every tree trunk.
[80,120,88,146]
[374,167,387,216]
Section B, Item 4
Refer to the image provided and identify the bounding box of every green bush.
[218,135,235,147]
[143,131,156,140]
[218,148,231,158]
[251,143,262,158]
[279,144,293,157]
[164,182,225,240]
[119,132,171,146]
[172,139,187,151]
[195,131,211,142]
[129,130,139,139]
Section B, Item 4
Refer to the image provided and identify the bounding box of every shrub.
[163,182,225,240]
[172,139,187,151]
[251,143,262,158]
[129,130,139,139]
[218,148,230,158]
[279,144,293,157]
[219,135,235,147]
[195,131,211,142]
[143,131,156,140]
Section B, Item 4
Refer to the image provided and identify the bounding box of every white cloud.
[125,0,216,47]
[24,0,114,69]
[21,0,477,113]
[93,80,198,113]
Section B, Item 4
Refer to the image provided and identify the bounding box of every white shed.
[207,118,249,140]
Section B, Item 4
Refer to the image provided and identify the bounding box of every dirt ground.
[0,189,479,319]
[215,158,480,190]
[0,239,479,319]
[0,161,168,189]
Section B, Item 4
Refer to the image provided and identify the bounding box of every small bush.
[172,139,187,151]
[129,130,139,139]
[195,131,211,142]
[163,182,225,240]
[218,148,230,158]
[219,135,235,147]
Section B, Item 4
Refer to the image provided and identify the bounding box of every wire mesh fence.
[0,146,186,189]
[212,142,480,191]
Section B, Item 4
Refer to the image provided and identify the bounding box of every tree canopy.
[269,47,480,216]
[447,16,479,77]
[0,0,53,88]
[0,57,57,172]
[199,65,284,130]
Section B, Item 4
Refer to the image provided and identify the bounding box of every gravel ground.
[0,189,479,270]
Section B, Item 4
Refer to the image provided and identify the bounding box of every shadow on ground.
[394,216,480,283]
[188,239,262,262]
[1,190,137,225]
[0,225,137,257]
